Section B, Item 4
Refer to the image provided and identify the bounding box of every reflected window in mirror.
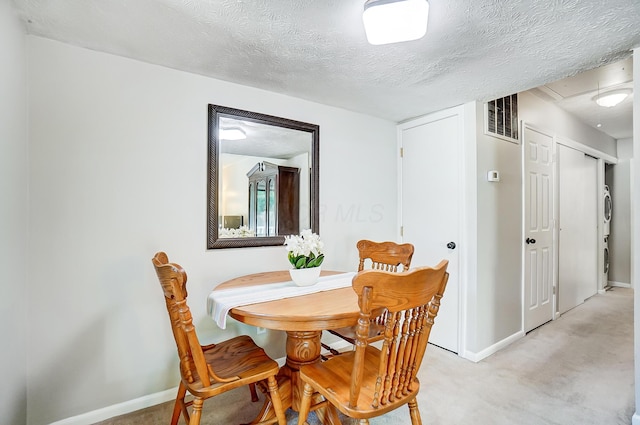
[247,161,300,237]
[207,104,319,249]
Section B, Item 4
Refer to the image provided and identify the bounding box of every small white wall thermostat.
[487,170,500,182]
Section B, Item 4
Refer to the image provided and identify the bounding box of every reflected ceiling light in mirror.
[220,127,246,140]
[593,89,632,107]
[362,0,429,45]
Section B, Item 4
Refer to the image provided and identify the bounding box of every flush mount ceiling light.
[362,0,429,45]
[593,89,632,107]
[219,127,246,140]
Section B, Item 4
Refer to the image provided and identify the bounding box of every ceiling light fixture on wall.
[593,89,632,108]
[362,0,429,45]
[219,128,246,140]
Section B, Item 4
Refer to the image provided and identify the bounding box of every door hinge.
[400,147,404,158]
[400,226,404,237]
[553,286,556,295]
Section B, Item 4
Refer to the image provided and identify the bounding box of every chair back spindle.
[326,240,415,348]
[357,239,414,272]
[350,260,449,409]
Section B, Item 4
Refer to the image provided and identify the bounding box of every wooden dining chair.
[297,260,449,425]
[325,240,415,347]
[151,252,287,425]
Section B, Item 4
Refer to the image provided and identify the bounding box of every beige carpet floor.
[96,287,634,424]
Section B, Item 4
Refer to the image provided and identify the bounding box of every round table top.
[215,270,360,332]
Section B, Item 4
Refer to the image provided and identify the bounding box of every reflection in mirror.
[208,104,319,249]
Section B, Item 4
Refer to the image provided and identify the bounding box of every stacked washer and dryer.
[603,185,612,287]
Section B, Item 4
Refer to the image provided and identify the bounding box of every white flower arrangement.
[219,225,255,238]
[284,229,325,269]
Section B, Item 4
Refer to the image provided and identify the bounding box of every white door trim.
[597,157,606,293]
[556,135,618,165]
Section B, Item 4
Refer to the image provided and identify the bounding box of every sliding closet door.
[558,144,598,314]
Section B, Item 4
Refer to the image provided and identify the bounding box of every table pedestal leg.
[246,330,341,425]
[285,331,341,425]
[285,330,322,409]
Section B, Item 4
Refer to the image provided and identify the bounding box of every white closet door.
[400,111,461,353]
[558,144,598,314]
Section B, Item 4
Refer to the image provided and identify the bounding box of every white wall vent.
[485,94,519,143]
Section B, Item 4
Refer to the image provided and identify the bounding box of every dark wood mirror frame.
[207,104,320,249]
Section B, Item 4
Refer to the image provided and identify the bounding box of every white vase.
[289,266,322,286]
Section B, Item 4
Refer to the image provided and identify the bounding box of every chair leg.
[190,398,204,425]
[296,382,314,425]
[171,382,187,425]
[408,398,422,425]
[320,342,341,357]
[249,382,259,402]
[266,375,287,425]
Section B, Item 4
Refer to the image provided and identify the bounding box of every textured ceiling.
[220,116,311,159]
[11,0,640,137]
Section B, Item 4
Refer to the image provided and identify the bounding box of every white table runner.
[207,272,356,329]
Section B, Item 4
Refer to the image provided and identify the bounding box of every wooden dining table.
[211,270,360,425]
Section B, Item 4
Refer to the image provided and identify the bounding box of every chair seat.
[185,335,280,397]
[327,322,385,345]
[299,346,420,419]
[204,335,279,378]
[152,252,287,425]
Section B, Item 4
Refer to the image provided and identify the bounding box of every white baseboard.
[47,333,532,424]
[49,387,178,425]
[610,280,632,288]
[632,412,640,425]
[47,353,294,425]
[463,330,525,363]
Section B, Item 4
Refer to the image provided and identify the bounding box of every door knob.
[447,242,456,249]
[526,238,536,244]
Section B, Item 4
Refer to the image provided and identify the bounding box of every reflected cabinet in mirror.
[207,104,319,249]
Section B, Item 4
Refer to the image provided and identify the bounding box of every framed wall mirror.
[207,104,319,249]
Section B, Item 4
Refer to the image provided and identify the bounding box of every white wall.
[608,137,632,285]
[0,1,28,424]
[26,36,397,425]
[472,90,617,355]
[473,103,522,353]
[519,91,617,157]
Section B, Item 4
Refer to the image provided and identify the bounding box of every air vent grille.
[485,94,519,143]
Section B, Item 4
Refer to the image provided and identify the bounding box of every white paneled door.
[523,125,555,332]
[400,109,461,353]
